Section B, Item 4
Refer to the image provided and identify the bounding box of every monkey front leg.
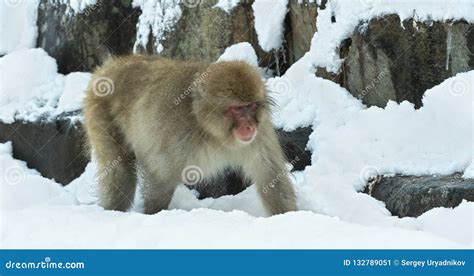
[245,158,297,215]
[139,167,178,214]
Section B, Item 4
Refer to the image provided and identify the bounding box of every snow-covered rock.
[0,48,91,123]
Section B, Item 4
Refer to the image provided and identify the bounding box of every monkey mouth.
[233,126,257,143]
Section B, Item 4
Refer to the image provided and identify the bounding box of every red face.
[225,102,261,143]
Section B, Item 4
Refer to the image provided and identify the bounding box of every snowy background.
[0,0,473,248]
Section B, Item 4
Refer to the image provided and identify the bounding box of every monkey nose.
[235,125,256,142]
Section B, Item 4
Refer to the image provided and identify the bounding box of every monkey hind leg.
[96,148,137,212]
[84,104,137,212]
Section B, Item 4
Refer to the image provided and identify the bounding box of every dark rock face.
[35,0,319,76]
[336,15,473,108]
[277,127,312,171]
[142,0,290,74]
[0,115,89,185]
[366,174,474,217]
[287,0,318,64]
[155,1,258,62]
[36,0,140,73]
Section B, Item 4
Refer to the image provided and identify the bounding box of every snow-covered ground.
[0,0,473,249]
[1,139,473,248]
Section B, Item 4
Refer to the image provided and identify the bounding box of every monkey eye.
[247,102,262,111]
[225,106,242,116]
[225,102,262,117]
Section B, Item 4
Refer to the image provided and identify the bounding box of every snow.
[464,162,474,178]
[3,208,468,249]
[416,201,473,246]
[0,142,75,211]
[252,0,288,52]
[61,0,97,14]
[0,0,40,55]
[217,42,259,67]
[56,0,98,14]
[308,0,474,73]
[0,48,91,123]
[132,0,182,53]
[213,0,240,13]
[57,72,92,114]
[1,143,471,248]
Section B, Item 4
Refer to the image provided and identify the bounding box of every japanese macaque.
[83,56,297,215]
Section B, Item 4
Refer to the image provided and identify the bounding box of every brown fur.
[83,55,297,215]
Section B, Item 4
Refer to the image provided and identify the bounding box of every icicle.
[446,24,453,71]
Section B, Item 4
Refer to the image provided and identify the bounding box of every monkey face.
[225,102,261,143]
[192,61,268,146]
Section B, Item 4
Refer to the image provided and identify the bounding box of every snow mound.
[0,48,91,123]
[217,42,259,67]
[0,142,75,211]
[252,0,288,52]
[57,72,92,114]
[59,0,98,14]
[213,0,240,13]
[0,0,39,55]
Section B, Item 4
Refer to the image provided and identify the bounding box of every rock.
[365,174,474,217]
[318,15,474,108]
[35,0,305,76]
[153,1,257,61]
[36,0,140,73]
[287,0,318,64]
[277,127,312,171]
[0,115,89,185]
[144,0,290,74]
